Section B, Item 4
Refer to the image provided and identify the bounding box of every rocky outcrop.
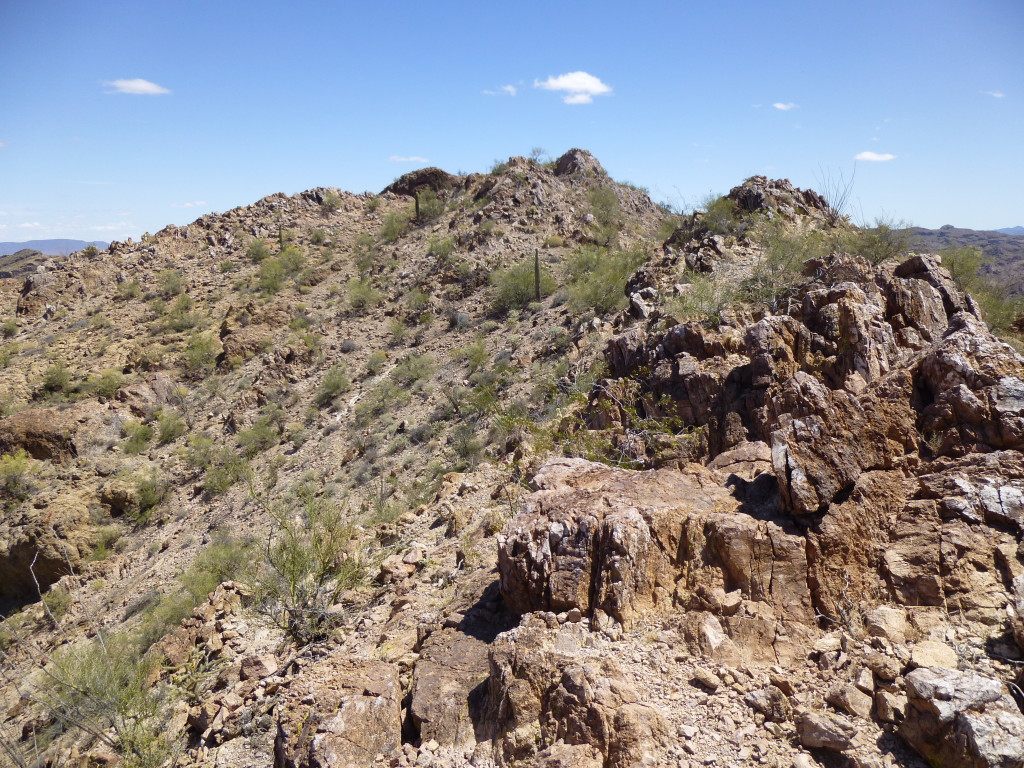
[0,408,78,463]
[274,657,402,768]
[901,667,1024,767]
[484,618,667,768]
[382,167,462,198]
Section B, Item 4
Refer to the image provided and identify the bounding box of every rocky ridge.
[1,152,1022,768]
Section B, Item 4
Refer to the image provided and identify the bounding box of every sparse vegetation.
[121,421,154,454]
[840,216,913,265]
[566,245,647,315]
[379,210,410,242]
[0,449,40,504]
[490,258,555,314]
[315,364,351,407]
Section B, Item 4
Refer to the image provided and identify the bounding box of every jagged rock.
[910,641,958,670]
[484,620,667,767]
[827,683,873,719]
[409,629,490,749]
[727,176,834,224]
[497,458,814,636]
[553,149,605,178]
[795,709,857,751]
[0,408,78,463]
[744,685,791,722]
[863,605,910,644]
[274,657,402,768]
[902,667,1024,767]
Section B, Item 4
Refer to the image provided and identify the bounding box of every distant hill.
[0,249,49,280]
[909,225,1024,297]
[996,226,1024,236]
[0,239,108,257]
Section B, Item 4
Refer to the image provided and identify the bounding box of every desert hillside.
[1,150,1023,768]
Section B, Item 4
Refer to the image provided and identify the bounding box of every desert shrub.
[490,258,556,314]
[0,449,40,503]
[41,584,73,621]
[406,288,430,313]
[939,245,986,293]
[664,271,736,327]
[279,245,305,276]
[134,474,166,519]
[157,269,184,298]
[490,159,509,175]
[428,236,454,261]
[586,185,622,245]
[254,491,366,642]
[975,287,1024,338]
[247,238,271,262]
[393,353,435,385]
[181,333,218,377]
[159,294,200,333]
[309,228,328,245]
[258,257,286,293]
[88,369,124,398]
[365,195,382,212]
[415,189,444,222]
[90,526,122,561]
[840,217,912,265]
[743,225,829,311]
[379,210,410,242]
[0,342,18,369]
[701,194,744,237]
[42,361,73,393]
[355,380,409,426]
[117,280,142,300]
[315,364,351,407]
[366,349,387,376]
[347,278,383,310]
[202,448,246,495]
[320,189,342,214]
[42,633,175,768]
[455,339,488,373]
[121,421,153,454]
[352,233,377,274]
[566,245,647,315]
[543,234,564,248]
[179,533,256,603]
[156,410,187,445]
[1,318,17,338]
[237,413,281,458]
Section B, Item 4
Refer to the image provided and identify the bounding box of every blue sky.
[1,0,1021,241]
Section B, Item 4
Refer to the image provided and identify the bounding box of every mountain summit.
[1,150,1022,768]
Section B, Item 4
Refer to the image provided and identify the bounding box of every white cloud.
[983,90,1005,98]
[534,71,611,104]
[855,151,896,162]
[104,78,171,95]
[484,84,518,97]
[772,102,797,111]
[19,222,42,229]
[89,222,133,232]
[388,155,429,163]
[175,201,207,208]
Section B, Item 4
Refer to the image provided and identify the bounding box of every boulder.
[902,667,1024,767]
[274,657,401,768]
[0,408,78,463]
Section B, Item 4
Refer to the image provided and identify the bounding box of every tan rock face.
[274,657,402,768]
[0,408,78,463]
[497,458,813,633]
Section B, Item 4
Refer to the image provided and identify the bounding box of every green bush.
[180,533,256,602]
[839,217,912,265]
[428,236,454,261]
[42,361,73,393]
[415,189,444,222]
[366,350,387,376]
[117,280,142,300]
[88,369,124,398]
[158,269,185,298]
[248,238,272,262]
[393,353,435,385]
[543,234,564,248]
[181,333,218,377]
[490,258,556,314]
[701,194,743,238]
[939,245,986,293]
[320,189,342,214]
[237,407,284,458]
[1,318,17,338]
[664,271,736,327]
[135,474,165,516]
[566,245,647,315]
[121,421,153,454]
[310,228,328,245]
[365,195,382,212]
[279,245,306,276]
[352,233,377,274]
[258,257,286,293]
[743,224,828,311]
[156,410,187,445]
[315,364,351,407]
[43,633,175,767]
[586,186,622,245]
[0,449,39,503]
[347,278,383,310]
[379,210,410,242]
[254,491,366,642]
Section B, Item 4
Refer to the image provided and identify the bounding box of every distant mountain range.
[910,225,1024,297]
[0,239,108,257]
